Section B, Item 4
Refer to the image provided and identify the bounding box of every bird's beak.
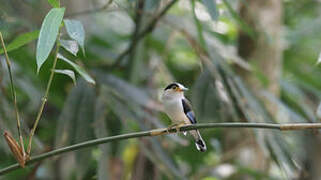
[178,87,188,92]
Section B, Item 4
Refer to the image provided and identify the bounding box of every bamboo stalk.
[26,34,61,155]
[1,122,321,175]
[0,32,26,161]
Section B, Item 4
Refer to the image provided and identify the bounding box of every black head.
[164,83,179,91]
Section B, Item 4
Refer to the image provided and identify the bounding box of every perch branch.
[1,122,321,175]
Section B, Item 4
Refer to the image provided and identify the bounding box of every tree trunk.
[237,0,283,170]
[238,0,283,100]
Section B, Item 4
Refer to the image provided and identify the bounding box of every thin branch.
[1,122,321,175]
[109,0,178,69]
[0,49,6,95]
[26,33,61,155]
[65,0,114,18]
[126,0,145,78]
[0,32,25,158]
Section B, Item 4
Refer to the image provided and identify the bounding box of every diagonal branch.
[65,0,114,18]
[126,0,145,78]
[1,122,321,175]
[109,0,178,69]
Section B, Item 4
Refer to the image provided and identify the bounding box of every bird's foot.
[166,123,178,134]
[183,131,187,136]
[176,122,188,134]
[167,122,187,134]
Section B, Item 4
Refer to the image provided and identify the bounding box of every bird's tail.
[192,130,207,152]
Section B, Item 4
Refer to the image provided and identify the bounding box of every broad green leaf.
[192,70,221,122]
[94,95,110,180]
[281,80,317,122]
[94,71,161,111]
[60,39,79,56]
[55,81,95,179]
[57,53,95,85]
[262,91,307,123]
[74,81,95,180]
[48,0,60,8]
[54,69,76,85]
[0,30,39,54]
[202,0,219,21]
[64,19,85,54]
[55,82,83,147]
[36,8,65,73]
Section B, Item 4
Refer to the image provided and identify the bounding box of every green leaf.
[0,30,39,54]
[57,53,95,85]
[36,8,65,73]
[93,95,110,180]
[54,69,76,85]
[60,39,79,56]
[202,0,219,21]
[74,81,95,179]
[64,19,85,54]
[48,0,60,8]
[94,71,161,111]
[55,82,83,147]
[55,81,95,179]
[192,70,220,122]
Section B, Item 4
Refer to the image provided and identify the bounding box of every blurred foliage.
[0,0,321,179]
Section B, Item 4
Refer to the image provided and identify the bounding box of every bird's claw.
[167,122,187,135]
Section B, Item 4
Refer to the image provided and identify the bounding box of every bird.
[161,82,207,152]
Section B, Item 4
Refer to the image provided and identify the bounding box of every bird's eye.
[173,86,177,90]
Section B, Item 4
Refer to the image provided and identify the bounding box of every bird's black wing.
[182,98,197,124]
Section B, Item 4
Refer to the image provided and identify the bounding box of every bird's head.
[162,82,188,100]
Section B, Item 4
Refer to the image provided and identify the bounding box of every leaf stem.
[1,122,321,175]
[26,33,61,155]
[0,32,25,157]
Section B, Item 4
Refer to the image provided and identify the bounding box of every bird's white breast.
[162,98,189,124]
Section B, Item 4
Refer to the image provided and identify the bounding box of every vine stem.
[0,32,25,158]
[26,34,61,155]
[1,122,321,175]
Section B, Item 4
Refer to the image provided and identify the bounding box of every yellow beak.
[176,87,188,92]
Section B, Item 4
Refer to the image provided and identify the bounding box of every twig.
[0,32,26,159]
[126,0,145,78]
[0,52,5,95]
[26,33,61,155]
[109,0,178,69]
[65,0,114,18]
[1,122,321,175]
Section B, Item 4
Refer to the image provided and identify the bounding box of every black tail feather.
[195,139,207,152]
